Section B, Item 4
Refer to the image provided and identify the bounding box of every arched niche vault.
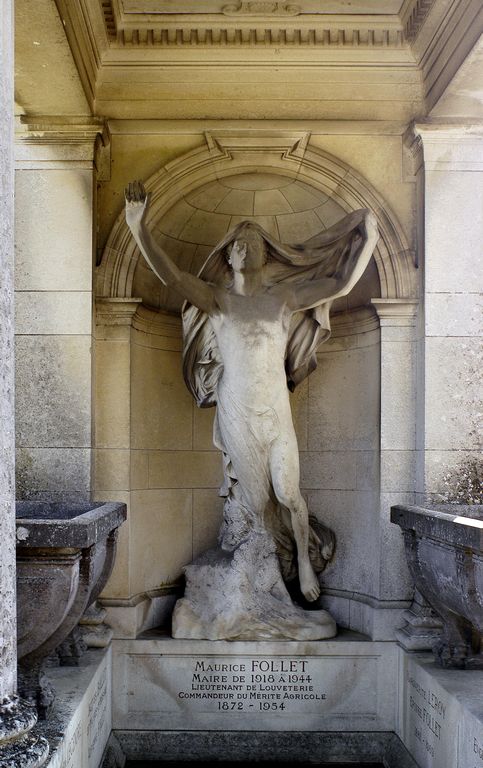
[96,132,415,306]
[94,133,418,620]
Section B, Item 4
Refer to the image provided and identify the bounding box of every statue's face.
[229,229,266,273]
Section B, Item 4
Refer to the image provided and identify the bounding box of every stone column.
[0,1,48,764]
[413,124,483,504]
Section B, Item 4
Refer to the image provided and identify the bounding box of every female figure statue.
[125,180,379,639]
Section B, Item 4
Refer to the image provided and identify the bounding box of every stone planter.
[15,501,126,715]
[391,503,483,669]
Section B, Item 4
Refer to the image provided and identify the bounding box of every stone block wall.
[14,139,97,502]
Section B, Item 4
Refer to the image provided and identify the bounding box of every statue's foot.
[299,561,321,602]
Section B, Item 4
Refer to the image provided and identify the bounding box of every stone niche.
[95,133,416,639]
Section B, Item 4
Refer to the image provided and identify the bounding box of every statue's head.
[227,221,267,273]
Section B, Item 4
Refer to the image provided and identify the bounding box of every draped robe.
[181,213,372,580]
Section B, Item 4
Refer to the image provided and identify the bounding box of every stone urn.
[391,503,483,669]
[15,501,126,716]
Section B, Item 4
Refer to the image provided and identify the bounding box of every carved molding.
[109,24,405,47]
[14,116,107,167]
[402,121,424,177]
[102,0,116,36]
[14,116,105,145]
[95,297,142,326]
[404,0,437,42]
[371,298,419,325]
[99,0,406,48]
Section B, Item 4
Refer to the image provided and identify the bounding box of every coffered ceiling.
[14,0,483,121]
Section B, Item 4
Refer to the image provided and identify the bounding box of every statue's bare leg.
[269,432,321,602]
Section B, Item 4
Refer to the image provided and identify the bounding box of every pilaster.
[14,117,104,503]
[371,299,419,605]
[94,300,185,639]
[413,123,483,505]
[94,298,140,634]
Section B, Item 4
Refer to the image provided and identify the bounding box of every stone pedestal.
[111,634,418,765]
[112,633,398,733]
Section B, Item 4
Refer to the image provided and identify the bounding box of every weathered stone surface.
[34,648,112,768]
[0,0,16,705]
[15,336,92,449]
[15,502,126,716]
[398,650,483,768]
[115,729,414,765]
[392,503,483,668]
[0,731,49,768]
[0,697,49,768]
[395,590,443,652]
[172,533,337,641]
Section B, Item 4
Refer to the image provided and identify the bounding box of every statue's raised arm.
[125,181,217,315]
[287,210,379,312]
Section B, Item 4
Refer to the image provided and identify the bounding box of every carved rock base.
[172,532,337,641]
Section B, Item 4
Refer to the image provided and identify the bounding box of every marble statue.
[125,180,379,640]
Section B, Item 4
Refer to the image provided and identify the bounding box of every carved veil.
[182,210,370,407]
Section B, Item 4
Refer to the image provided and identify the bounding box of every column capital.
[371,298,419,326]
[95,297,143,327]
[15,115,108,169]
[408,121,483,171]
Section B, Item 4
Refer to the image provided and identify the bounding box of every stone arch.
[97,133,415,301]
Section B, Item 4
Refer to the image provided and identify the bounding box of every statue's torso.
[209,288,292,407]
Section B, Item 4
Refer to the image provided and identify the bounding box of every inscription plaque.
[178,656,326,714]
[113,638,398,732]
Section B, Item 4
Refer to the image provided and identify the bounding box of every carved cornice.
[403,0,437,42]
[110,25,405,48]
[99,1,406,48]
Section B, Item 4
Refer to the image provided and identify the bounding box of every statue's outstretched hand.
[125,180,148,231]
[364,210,378,241]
